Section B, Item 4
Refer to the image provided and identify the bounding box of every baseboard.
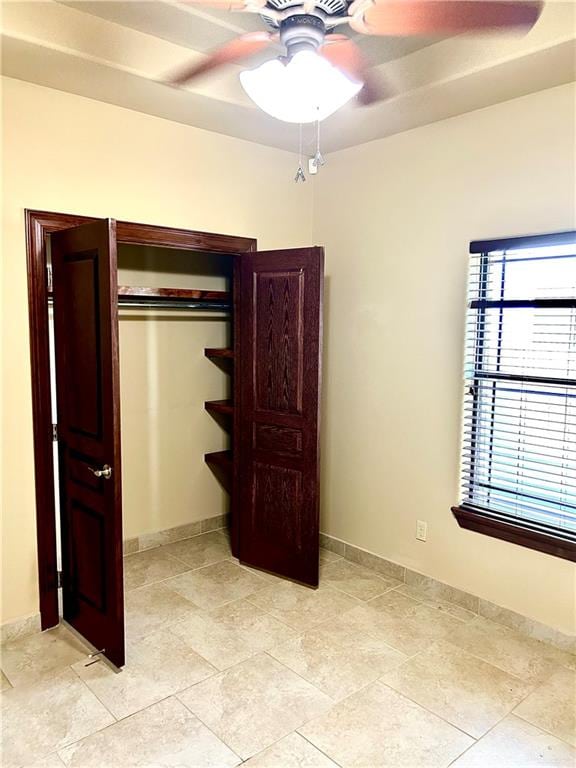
[4,524,572,655]
[1,515,230,645]
[319,531,576,656]
[124,513,229,555]
[0,612,42,645]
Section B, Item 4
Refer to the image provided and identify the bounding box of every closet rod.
[47,296,230,312]
[118,298,230,311]
[47,286,231,312]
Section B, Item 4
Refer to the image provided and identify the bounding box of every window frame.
[452,230,576,563]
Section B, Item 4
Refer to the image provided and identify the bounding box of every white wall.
[314,82,576,634]
[1,76,313,623]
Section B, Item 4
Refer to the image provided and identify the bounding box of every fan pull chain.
[294,123,306,183]
[313,114,325,168]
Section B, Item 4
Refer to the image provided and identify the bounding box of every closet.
[28,211,323,670]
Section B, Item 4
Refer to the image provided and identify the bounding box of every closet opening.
[27,210,323,670]
[116,244,235,560]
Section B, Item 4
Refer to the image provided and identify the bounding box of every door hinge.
[57,570,63,588]
[46,264,53,293]
[52,423,58,441]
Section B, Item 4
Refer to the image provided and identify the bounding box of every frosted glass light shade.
[240,50,362,123]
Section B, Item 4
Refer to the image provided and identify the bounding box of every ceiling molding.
[1,0,574,153]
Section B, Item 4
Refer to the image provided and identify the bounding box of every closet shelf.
[48,286,231,312]
[205,348,234,359]
[205,399,234,416]
[118,286,230,311]
[205,450,232,469]
[205,451,232,493]
[118,287,228,301]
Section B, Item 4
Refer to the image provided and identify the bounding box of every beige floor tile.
[0,667,114,768]
[235,560,286,584]
[165,560,268,609]
[299,681,473,768]
[0,625,90,687]
[178,653,332,760]
[344,600,470,648]
[382,640,532,738]
[125,581,200,642]
[58,697,240,767]
[328,604,429,656]
[170,599,297,670]
[368,588,423,618]
[319,559,400,601]
[1,669,13,690]
[124,547,190,591]
[447,616,573,682]
[73,626,216,719]
[162,531,232,570]
[319,549,342,565]
[23,755,66,768]
[402,603,477,642]
[394,584,477,622]
[244,732,338,767]
[248,582,359,632]
[451,714,576,767]
[514,667,576,746]
[268,619,407,700]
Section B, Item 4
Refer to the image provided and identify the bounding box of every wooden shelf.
[205,451,232,493]
[205,348,234,360]
[205,399,233,416]
[205,450,232,470]
[50,286,231,310]
[118,286,229,302]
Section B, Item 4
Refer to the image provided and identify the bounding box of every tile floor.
[1,529,575,767]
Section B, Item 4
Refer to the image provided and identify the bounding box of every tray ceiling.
[1,0,574,152]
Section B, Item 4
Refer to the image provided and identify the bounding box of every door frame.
[26,209,256,630]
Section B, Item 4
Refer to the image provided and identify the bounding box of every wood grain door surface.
[50,219,124,667]
[237,247,323,587]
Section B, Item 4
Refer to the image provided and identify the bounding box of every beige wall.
[2,75,575,635]
[117,246,232,539]
[314,82,576,634]
[1,76,314,623]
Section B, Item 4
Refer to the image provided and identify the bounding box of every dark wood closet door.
[237,247,323,586]
[50,219,124,667]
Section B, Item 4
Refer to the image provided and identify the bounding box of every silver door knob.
[88,464,112,480]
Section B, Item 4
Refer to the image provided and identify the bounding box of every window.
[453,231,576,561]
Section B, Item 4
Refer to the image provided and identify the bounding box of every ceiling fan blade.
[319,37,389,106]
[179,0,265,9]
[166,32,273,86]
[349,1,543,36]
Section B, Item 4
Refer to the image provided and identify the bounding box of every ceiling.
[1,0,575,153]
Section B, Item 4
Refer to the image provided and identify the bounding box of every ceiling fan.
[167,0,543,124]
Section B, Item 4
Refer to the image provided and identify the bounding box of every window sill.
[452,505,576,562]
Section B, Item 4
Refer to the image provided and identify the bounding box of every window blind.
[460,236,576,539]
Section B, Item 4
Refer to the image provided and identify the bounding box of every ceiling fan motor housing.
[280,15,326,56]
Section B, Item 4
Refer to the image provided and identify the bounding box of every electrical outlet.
[416,520,427,541]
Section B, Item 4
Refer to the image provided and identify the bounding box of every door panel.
[50,219,124,667]
[237,248,323,586]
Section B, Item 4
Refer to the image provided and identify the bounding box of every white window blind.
[460,234,576,541]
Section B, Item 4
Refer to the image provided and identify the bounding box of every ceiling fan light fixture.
[240,50,362,123]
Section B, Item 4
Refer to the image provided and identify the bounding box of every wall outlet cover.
[416,520,427,541]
